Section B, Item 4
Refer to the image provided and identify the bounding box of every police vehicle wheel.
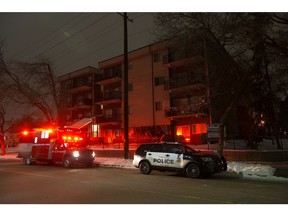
[63,158,72,168]
[139,161,151,175]
[186,163,201,178]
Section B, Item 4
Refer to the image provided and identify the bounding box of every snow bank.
[95,157,288,182]
[228,162,288,182]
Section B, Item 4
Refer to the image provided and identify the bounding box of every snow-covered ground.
[95,157,288,182]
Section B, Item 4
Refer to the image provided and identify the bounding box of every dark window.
[153,53,161,63]
[154,76,165,86]
[136,144,151,155]
[165,144,183,154]
[155,101,162,111]
[128,83,133,91]
[150,144,163,152]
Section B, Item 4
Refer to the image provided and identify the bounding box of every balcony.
[69,83,92,94]
[95,70,122,85]
[167,73,207,93]
[95,91,122,105]
[163,48,204,68]
[96,114,122,125]
[67,99,92,111]
[165,104,209,118]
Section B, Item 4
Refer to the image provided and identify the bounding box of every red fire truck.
[17,127,95,168]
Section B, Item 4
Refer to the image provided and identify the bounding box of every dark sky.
[0,1,283,76]
[0,12,156,76]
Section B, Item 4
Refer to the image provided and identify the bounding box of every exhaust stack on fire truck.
[17,127,95,168]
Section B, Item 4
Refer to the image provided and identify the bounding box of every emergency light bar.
[62,136,83,142]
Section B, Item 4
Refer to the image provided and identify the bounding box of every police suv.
[133,142,227,178]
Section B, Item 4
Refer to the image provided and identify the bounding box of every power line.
[55,14,154,73]
[29,14,112,62]
[51,14,148,63]
[50,18,123,62]
[13,14,88,60]
[56,28,152,74]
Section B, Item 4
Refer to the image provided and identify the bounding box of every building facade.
[58,66,101,130]
[58,37,239,145]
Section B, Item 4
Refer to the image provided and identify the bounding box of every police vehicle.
[133,142,227,178]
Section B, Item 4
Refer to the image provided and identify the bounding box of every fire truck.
[17,127,95,168]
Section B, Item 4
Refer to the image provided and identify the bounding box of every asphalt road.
[1,159,288,204]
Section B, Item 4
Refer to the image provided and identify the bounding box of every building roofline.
[98,39,166,65]
[57,66,99,81]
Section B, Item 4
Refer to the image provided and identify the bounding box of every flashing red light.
[47,129,53,133]
[22,131,29,136]
[62,135,83,142]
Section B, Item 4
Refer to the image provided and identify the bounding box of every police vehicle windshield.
[183,146,197,154]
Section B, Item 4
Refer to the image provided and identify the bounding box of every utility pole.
[118,13,133,159]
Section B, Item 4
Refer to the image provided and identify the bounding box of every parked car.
[133,142,227,178]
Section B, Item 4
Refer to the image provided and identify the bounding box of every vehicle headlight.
[92,151,95,158]
[201,157,213,162]
[73,151,80,158]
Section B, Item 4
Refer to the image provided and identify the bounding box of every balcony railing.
[163,47,203,66]
[67,98,92,111]
[95,91,122,105]
[167,73,207,91]
[95,70,122,84]
[165,104,209,117]
[96,114,122,124]
[69,84,92,94]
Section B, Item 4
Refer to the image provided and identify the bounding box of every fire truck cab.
[17,127,95,168]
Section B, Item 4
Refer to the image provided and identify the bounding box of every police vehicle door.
[146,144,165,167]
[162,144,183,168]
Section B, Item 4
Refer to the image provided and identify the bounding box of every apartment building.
[94,37,211,145]
[58,66,101,131]
[58,36,242,145]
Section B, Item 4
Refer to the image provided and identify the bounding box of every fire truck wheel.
[63,158,73,168]
[86,162,93,167]
[24,157,35,165]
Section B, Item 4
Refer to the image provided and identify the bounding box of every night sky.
[0,12,156,76]
[0,1,282,76]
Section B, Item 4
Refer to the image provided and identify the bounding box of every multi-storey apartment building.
[58,66,101,131]
[94,38,211,145]
[58,36,242,145]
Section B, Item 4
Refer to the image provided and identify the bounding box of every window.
[153,53,161,63]
[128,83,133,91]
[154,76,165,86]
[155,101,162,111]
[150,144,163,152]
[165,144,183,154]
[192,123,207,134]
[104,109,113,118]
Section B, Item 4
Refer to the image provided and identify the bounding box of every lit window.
[192,124,207,134]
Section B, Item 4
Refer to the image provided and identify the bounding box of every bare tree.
[0,44,60,126]
[153,13,288,154]
[0,42,60,154]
